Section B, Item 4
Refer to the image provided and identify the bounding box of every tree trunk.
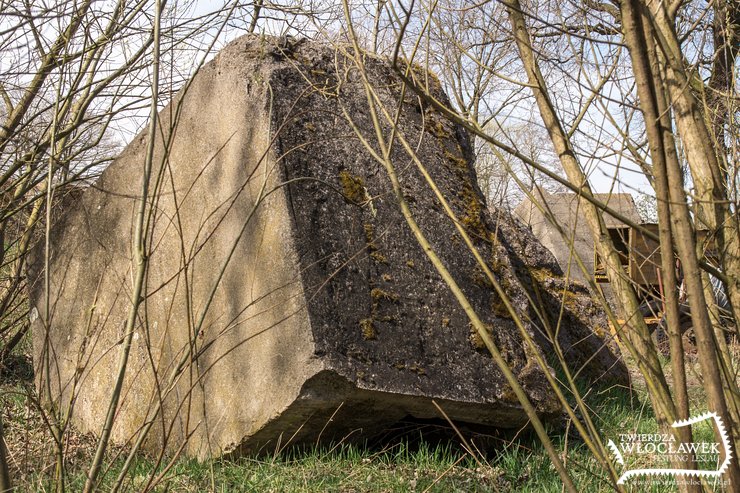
[503,0,677,423]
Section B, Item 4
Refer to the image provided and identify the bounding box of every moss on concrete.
[370,288,398,303]
[360,318,377,340]
[339,170,367,205]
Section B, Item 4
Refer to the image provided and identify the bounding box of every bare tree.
[2,1,739,491]
[341,0,740,491]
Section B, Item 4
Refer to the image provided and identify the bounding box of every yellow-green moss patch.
[360,318,377,340]
[443,148,468,171]
[370,288,398,302]
[469,323,494,350]
[339,170,367,205]
[370,251,388,264]
[427,118,451,139]
[529,266,557,283]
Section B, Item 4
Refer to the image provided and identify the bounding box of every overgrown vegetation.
[2,1,739,491]
[2,337,723,492]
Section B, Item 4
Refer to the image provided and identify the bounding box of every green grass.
[1,380,699,493]
[2,345,733,492]
[18,440,504,492]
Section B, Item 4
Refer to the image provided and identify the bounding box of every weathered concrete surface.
[28,35,625,458]
[493,211,628,384]
[514,189,642,307]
